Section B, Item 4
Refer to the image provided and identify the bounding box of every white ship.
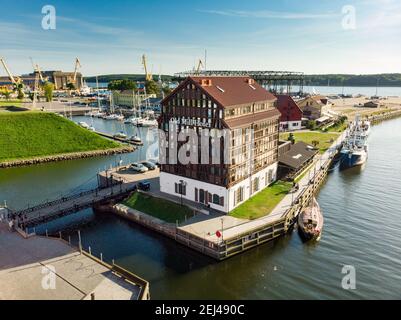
[340,115,370,169]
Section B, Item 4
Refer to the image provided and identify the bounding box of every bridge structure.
[7,180,137,229]
[173,70,305,94]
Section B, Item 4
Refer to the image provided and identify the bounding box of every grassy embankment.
[229,181,293,220]
[0,112,120,163]
[0,100,24,112]
[123,192,195,223]
[280,131,340,154]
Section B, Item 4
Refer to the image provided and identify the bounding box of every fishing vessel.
[298,198,324,241]
[340,115,370,169]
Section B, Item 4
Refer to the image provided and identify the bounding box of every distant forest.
[303,74,401,87]
[84,74,174,83]
[85,73,401,87]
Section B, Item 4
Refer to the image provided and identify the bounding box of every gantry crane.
[142,54,153,81]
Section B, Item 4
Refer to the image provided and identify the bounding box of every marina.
[2,0,401,306]
[2,115,401,299]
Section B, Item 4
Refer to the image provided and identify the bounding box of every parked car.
[141,161,156,170]
[129,163,148,173]
[148,158,160,167]
[138,181,151,191]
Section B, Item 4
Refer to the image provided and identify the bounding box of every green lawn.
[229,181,293,220]
[0,100,22,107]
[0,112,119,162]
[280,131,339,153]
[123,192,194,223]
[324,122,347,133]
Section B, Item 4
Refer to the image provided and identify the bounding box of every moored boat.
[298,198,324,241]
[113,131,127,139]
[340,114,369,169]
[78,121,89,129]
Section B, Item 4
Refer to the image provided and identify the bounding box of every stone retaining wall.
[0,146,134,168]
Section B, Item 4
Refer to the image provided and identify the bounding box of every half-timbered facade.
[159,76,281,213]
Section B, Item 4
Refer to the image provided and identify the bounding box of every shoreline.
[0,145,135,169]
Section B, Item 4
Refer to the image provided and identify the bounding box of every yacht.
[113,131,127,139]
[129,135,142,144]
[78,121,89,129]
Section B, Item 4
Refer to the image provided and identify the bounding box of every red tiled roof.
[223,109,281,129]
[189,76,277,107]
[275,94,303,122]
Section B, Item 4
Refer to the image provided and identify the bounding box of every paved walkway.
[0,223,141,300]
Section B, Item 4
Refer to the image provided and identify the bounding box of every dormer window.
[200,79,212,86]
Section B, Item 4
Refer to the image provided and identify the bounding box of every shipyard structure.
[159,76,281,213]
[0,71,83,91]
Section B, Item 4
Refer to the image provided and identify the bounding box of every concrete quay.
[0,221,149,300]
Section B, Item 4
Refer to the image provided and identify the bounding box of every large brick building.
[159,76,281,213]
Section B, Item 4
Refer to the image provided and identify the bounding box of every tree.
[2,88,11,100]
[145,80,161,96]
[306,120,317,130]
[287,133,295,144]
[14,82,24,100]
[162,86,173,96]
[66,82,76,91]
[43,82,55,102]
[312,140,320,147]
[108,79,137,91]
[28,92,35,101]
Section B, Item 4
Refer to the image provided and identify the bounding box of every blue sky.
[1,0,401,76]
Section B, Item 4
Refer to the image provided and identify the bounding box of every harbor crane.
[0,57,22,85]
[194,59,204,75]
[29,57,47,83]
[142,54,153,81]
[73,57,82,86]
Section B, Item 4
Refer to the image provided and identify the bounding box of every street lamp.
[179,180,187,206]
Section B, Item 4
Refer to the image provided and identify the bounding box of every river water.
[1,116,401,299]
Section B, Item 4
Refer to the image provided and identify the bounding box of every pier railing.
[39,230,150,300]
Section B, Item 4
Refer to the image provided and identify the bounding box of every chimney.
[246,78,255,85]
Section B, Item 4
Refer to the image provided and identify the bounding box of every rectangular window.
[175,182,186,195]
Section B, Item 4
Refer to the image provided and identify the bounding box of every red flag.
[216,230,222,238]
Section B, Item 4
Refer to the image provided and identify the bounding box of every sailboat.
[298,198,324,241]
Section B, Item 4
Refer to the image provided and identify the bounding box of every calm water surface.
[1,117,401,299]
